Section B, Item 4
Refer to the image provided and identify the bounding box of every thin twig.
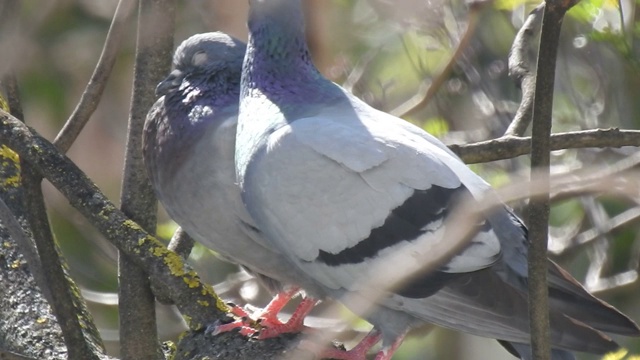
[573,207,640,248]
[390,1,486,118]
[449,128,640,163]
[342,48,380,94]
[53,0,135,153]
[504,3,545,137]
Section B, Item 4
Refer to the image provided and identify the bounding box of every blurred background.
[2,0,640,359]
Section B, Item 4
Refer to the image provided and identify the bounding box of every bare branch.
[53,0,135,153]
[0,108,230,331]
[449,128,640,163]
[504,3,544,137]
[573,207,640,248]
[1,94,84,359]
[151,227,195,305]
[21,165,104,360]
[119,1,175,356]
[526,0,578,357]
[389,1,487,118]
[1,5,106,352]
[168,227,195,258]
[342,48,379,94]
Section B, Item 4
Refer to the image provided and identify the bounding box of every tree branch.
[22,164,104,360]
[1,3,107,357]
[53,0,135,153]
[168,227,195,259]
[118,0,175,358]
[449,128,640,163]
[0,108,230,331]
[0,148,68,360]
[152,228,195,305]
[504,3,544,137]
[526,0,577,357]
[389,0,487,118]
[1,39,105,360]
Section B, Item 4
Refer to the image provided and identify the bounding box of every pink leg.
[211,321,256,336]
[254,287,301,327]
[210,290,297,337]
[309,329,382,360]
[212,287,318,338]
[257,296,319,339]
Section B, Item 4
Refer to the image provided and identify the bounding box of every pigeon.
[142,32,317,338]
[235,1,640,359]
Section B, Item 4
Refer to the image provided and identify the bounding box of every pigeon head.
[156,32,246,97]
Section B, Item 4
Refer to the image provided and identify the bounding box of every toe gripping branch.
[210,288,319,339]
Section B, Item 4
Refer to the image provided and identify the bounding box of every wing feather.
[242,102,501,291]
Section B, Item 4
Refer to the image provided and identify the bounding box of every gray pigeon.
[142,32,316,338]
[235,1,640,359]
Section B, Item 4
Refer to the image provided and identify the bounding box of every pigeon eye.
[192,51,208,66]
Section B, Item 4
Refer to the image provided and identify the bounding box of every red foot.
[253,287,300,327]
[257,296,318,339]
[211,320,257,336]
[211,288,318,339]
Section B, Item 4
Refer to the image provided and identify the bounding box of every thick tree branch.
[152,227,195,305]
[22,165,104,360]
[1,3,107,357]
[118,0,175,358]
[0,109,230,331]
[449,128,640,163]
[2,50,105,360]
[0,148,68,360]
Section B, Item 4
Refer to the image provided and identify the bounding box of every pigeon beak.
[156,69,183,97]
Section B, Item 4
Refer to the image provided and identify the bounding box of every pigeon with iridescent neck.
[235,1,640,359]
[143,32,317,338]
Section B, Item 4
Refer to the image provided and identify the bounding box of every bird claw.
[205,316,257,337]
[256,297,318,339]
[210,291,318,339]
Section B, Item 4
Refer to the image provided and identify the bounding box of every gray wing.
[240,101,501,293]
